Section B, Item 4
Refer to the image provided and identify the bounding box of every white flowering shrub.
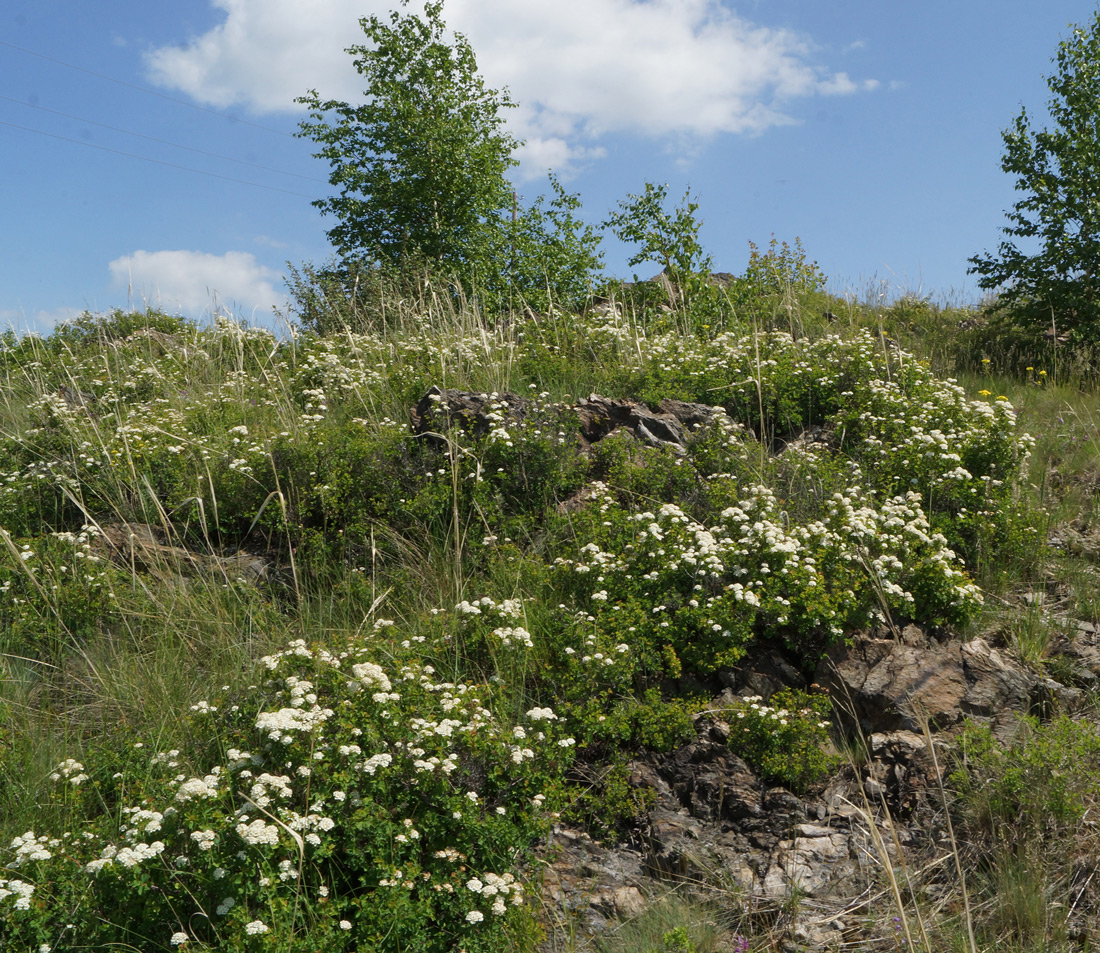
[0,526,122,665]
[548,479,983,683]
[0,298,1045,951]
[610,329,1033,565]
[0,631,575,952]
[720,690,836,789]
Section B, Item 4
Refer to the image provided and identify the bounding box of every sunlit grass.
[0,277,1097,949]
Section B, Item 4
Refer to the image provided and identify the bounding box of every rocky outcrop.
[815,625,1080,734]
[411,385,729,455]
[537,626,1093,951]
[92,522,271,587]
[410,385,531,441]
[538,722,926,951]
[573,394,727,453]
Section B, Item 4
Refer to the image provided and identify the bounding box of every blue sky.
[1,0,1096,334]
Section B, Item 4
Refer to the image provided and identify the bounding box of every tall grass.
[0,275,1097,950]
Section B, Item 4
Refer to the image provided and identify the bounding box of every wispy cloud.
[145,0,878,176]
[0,306,84,336]
[108,249,284,316]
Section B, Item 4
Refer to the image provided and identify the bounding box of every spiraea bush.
[0,259,1049,950]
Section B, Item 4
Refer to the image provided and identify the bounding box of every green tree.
[507,173,605,312]
[604,182,714,310]
[969,12,1100,340]
[296,0,519,284]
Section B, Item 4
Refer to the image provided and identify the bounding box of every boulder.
[410,386,729,455]
[410,385,530,440]
[816,627,1042,733]
[93,522,271,587]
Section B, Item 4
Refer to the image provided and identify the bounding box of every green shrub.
[722,689,836,791]
[949,715,1100,850]
[0,629,575,952]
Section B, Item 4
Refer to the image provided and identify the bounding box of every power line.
[0,118,318,199]
[0,39,296,138]
[0,94,328,184]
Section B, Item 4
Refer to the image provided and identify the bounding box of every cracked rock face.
[537,722,904,952]
[535,629,1093,951]
[410,385,730,455]
[815,626,1043,733]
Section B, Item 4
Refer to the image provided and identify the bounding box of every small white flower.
[244,919,269,935]
[170,931,189,946]
[526,707,557,721]
[339,919,352,930]
[465,910,485,924]
[190,830,217,850]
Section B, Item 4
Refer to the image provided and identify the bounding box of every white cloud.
[516,137,607,182]
[817,72,880,96]
[145,0,877,174]
[253,234,289,250]
[0,306,83,336]
[108,250,284,316]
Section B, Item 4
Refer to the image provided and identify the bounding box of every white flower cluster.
[491,626,533,648]
[455,595,522,619]
[9,831,53,866]
[120,806,167,839]
[254,704,333,743]
[248,772,294,808]
[85,840,166,873]
[190,829,217,850]
[526,707,558,721]
[2,622,571,944]
[465,871,524,919]
[563,475,983,650]
[359,752,393,775]
[0,878,34,910]
[49,758,89,785]
[235,818,281,847]
[175,770,222,802]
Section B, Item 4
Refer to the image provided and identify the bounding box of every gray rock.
[816,630,1039,733]
[93,522,271,587]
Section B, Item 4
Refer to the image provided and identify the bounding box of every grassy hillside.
[1,272,1099,952]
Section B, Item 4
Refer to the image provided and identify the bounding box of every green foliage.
[0,632,574,952]
[950,715,1100,850]
[948,715,1100,949]
[296,1,518,284]
[548,477,984,685]
[593,897,733,953]
[564,757,658,841]
[733,236,828,330]
[654,926,697,953]
[0,528,122,666]
[723,689,836,791]
[507,173,605,313]
[284,259,428,337]
[0,292,1053,952]
[740,236,826,298]
[49,308,191,352]
[969,10,1100,342]
[605,182,716,312]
